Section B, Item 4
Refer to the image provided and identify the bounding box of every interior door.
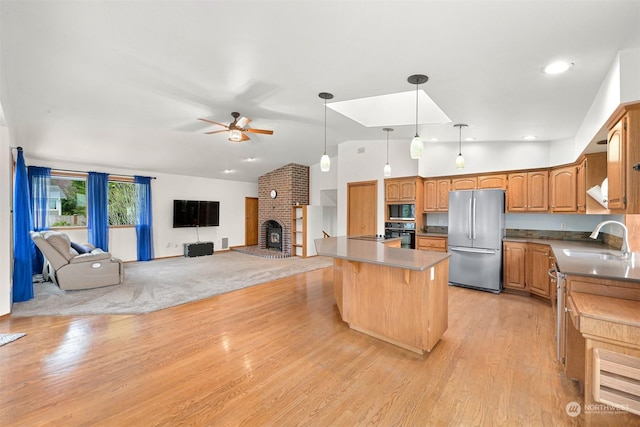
[347,180,377,236]
[245,197,258,246]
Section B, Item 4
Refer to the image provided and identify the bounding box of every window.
[47,173,136,228]
[49,176,87,227]
[108,181,135,226]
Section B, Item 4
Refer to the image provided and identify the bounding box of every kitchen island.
[315,236,450,354]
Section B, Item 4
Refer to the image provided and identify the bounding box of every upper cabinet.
[386,177,418,201]
[450,176,478,190]
[507,171,549,212]
[550,165,577,212]
[423,178,449,212]
[606,103,640,213]
[478,174,507,190]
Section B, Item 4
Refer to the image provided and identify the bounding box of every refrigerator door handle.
[449,246,497,254]
[468,198,473,240]
[472,197,477,240]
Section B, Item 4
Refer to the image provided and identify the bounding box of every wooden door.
[399,179,416,200]
[576,159,586,212]
[527,171,549,212]
[507,173,528,212]
[348,180,377,236]
[550,166,577,212]
[526,244,551,298]
[607,118,626,210]
[244,197,259,246]
[451,176,477,190]
[385,181,400,201]
[423,179,437,212]
[503,242,526,290]
[478,174,507,190]
[436,179,450,211]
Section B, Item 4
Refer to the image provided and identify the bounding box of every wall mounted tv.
[173,200,220,228]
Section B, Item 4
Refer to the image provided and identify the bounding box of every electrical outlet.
[560,223,567,230]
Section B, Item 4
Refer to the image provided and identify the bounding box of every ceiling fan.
[198,112,274,142]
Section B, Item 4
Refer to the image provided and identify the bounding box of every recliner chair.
[30,230,124,290]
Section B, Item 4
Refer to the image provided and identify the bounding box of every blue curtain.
[13,149,34,302]
[87,172,109,251]
[134,176,154,261]
[28,166,51,274]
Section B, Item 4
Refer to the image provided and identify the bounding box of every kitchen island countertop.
[315,236,450,271]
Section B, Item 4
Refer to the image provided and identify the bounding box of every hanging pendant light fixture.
[407,74,429,159]
[383,127,393,177]
[454,123,468,169]
[319,92,333,172]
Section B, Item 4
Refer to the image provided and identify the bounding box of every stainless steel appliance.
[447,189,505,293]
[387,204,415,221]
[384,222,415,249]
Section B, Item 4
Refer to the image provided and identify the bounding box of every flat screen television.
[173,200,220,228]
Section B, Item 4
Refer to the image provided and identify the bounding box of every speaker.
[184,242,214,257]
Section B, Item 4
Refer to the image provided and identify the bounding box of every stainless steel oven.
[384,222,416,249]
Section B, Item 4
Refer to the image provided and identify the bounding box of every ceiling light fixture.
[383,127,393,177]
[408,74,429,159]
[228,129,243,143]
[523,135,537,140]
[454,123,468,169]
[319,92,333,172]
[543,61,573,75]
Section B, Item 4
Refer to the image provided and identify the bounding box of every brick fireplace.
[258,163,309,255]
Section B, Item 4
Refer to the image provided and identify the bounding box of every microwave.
[388,203,415,221]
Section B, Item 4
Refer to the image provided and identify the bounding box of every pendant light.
[383,127,393,177]
[407,74,428,159]
[319,92,333,172]
[454,123,468,169]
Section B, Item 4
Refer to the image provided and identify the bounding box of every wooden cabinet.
[417,235,447,252]
[503,241,526,290]
[526,244,552,298]
[423,178,449,212]
[450,176,477,190]
[576,158,586,212]
[506,171,548,212]
[478,174,507,190]
[605,104,640,214]
[385,177,417,201]
[503,241,552,298]
[549,165,577,212]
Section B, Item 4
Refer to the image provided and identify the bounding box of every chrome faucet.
[590,220,630,259]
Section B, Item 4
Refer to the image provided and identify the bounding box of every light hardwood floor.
[1,266,637,426]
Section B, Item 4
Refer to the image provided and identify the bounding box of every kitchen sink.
[562,249,623,261]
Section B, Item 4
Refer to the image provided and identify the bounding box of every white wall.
[0,126,12,315]
[23,157,258,261]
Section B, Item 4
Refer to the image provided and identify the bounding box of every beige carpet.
[0,333,26,347]
[11,251,332,317]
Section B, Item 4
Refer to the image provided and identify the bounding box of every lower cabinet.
[417,236,447,252]
[503,241,553,299]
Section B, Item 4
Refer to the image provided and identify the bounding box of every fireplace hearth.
[265,220,282,251]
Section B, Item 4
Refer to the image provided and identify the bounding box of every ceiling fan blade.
[245,128,274,135]
[241,132,251,141]
[236,116,251,128]
[197,118,229,128]
[204,129,228,135]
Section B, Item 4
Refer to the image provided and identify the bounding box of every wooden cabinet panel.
[417,236,447,252]
[503,242,526,290]
[607,118,626,210]
[478,174,507,190]
[507,171,548,212]
[386,181,401,201]
[576,159,586,212]
[550,165,577,212]
[451,176,477,190]
[386,177,418,201]
[526,243,551,298]
[423,179,450,212]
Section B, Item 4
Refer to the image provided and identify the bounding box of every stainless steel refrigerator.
[447,189,505,293]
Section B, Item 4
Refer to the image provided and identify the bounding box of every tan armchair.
[30,231,124,290]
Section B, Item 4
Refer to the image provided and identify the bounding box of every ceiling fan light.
[456,154,465,169]
[410,135,424,159]
[228,129,243,142]
[320,154,331,172]
[383,163,391,177]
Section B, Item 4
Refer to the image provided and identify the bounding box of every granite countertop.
[315,236,450,271]
[503,236,640,284]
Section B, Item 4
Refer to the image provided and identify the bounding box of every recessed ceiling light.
[430,137,439,142]
[523,135,537,140]
[223,169,233,174]
[245,157,256,162]
[464,137,475,141]
[543,61,573,74]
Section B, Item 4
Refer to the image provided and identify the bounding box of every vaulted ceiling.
[1,1,639,182]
